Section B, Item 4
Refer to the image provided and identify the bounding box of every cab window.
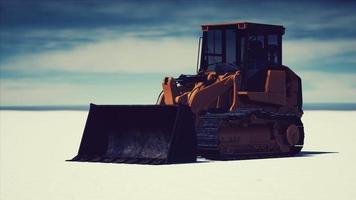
[267,35,279,65]
[226,29,236,65]
[207,30,222,65]
[245,35,266,69]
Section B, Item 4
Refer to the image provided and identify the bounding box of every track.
[196,108,304,159]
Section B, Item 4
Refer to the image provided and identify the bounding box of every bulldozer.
[69,22,304,164]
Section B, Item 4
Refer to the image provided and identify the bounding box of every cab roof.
[201,22,285,35]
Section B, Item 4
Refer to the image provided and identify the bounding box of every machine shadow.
[80,151,338,166]
[295,151,338,157]
[191,151,339,165]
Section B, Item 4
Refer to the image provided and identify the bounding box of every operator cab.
[199,22,285,91]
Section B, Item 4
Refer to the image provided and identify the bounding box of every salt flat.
[0,110,355,200]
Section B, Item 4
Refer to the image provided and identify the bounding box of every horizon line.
[1,103,356,111]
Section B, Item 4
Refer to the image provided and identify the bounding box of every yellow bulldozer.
[69,22,304,164]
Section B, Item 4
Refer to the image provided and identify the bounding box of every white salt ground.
[0,110,355,200]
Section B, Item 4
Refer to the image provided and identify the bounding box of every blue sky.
[0,0,355,106]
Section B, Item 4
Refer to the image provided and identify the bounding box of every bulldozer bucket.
[69,104,196,164]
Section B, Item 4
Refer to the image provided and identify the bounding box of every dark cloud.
[1,0,356,65]
[1,0,355,35]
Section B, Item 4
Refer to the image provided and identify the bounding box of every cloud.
[1,34,355,105]
[1,36,199,75]
[300,71,356,103]
[1,0,356,61]
[3,35,356,75]
[284,39,356,72]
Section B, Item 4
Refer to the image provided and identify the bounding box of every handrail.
[196,37,203,73]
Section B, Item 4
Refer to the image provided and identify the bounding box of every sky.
[0,0,355,106]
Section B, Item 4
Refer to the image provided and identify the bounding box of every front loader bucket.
[69,104,196,164]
